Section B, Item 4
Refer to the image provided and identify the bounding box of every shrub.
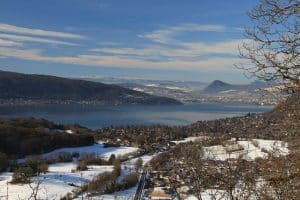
[25,155,48,175]
[108,154,116,164]
[120,172,139,190]
[87,171,116,193]
[12,166,34,183]
[112,159,121,177]
[77,160,88,171]
[134,158,143,172]
[251,140,259,148]
[80,153,108,165]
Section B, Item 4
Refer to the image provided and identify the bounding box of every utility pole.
[81,172,84,200]
[6,181,8,200]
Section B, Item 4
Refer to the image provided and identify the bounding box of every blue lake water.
[0,103,272,129]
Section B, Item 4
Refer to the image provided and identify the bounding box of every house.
[150,187,172,200]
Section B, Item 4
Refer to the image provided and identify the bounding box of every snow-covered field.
[43,144,139,160]
[85,154,157,200]
[171,136,208,144]
[203,139,288,161]
[0,163,114,199]
[0,138,289,199]
[0,144,139,200]
[74,186,137,200]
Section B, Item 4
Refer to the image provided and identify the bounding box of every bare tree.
[134,158,143,172]
[28,176,43,200]
[182,144,206,200]
[256,153,300,200]
[238,0,300,89]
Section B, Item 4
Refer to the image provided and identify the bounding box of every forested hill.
[0,70,181,105]
[0,117,94,157]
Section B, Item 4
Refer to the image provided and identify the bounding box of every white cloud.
[90,39,247,60]
[138,23,226,43]
[0,23,85,39]
[0,22,246,72]
[0,46,243,71]
[0,38,23,47]
[0,33,79,46]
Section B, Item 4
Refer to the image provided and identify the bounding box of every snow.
[0,139,289,199]
[42,144,139,160]
[124,154,157,167]
[172,136,208,144]
[65,129,74,134]
[132,87,144,92]
[219,89,237,94]
[0,172,75,200]
[0,151,155,199]
[0,163,114,200]
[145,84,159,87]
[75,153,157,199]
[185,189,227,200]
[203,139,288,161]
[165,86,183,90]
[74,186,137,200]
[1,144,139,200]
[252,139,289,156]
[48,162,76,173]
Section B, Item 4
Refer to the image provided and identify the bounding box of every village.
[134,136,289,200]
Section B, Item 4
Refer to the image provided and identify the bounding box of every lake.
[0,103,272,129]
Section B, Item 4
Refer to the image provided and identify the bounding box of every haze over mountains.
[0,71,181,105]
[0,70,281,106]
[84,76,279,105]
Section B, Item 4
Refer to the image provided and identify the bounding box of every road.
[134,170,147,200]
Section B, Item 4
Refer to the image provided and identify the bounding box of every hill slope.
[203,80,234,93]
[0,71,181,105]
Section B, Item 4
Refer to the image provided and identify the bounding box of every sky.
[0,0,260,83]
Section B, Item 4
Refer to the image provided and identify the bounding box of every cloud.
[138,23,226,43]
[0,22,245,72]
[90,39,247,61]
[0,23,85,39]
[0,38,23,47]
[0,33,79,46]
[0,46,243,71]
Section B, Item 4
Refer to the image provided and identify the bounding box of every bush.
[120,172,139,190]
[46,152,76,164]
[25,155,48,175]
[134,158,143,172]
[87,171,116,193]
[12,166,34,183]
[112,159,121,177]
[80,153,109,165]
[108,154,116,164]
[77,160,88,171]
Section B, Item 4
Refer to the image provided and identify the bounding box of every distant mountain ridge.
[203,80,267,93]
[0,70,181,105]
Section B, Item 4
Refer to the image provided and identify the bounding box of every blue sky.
[0,0,259,83]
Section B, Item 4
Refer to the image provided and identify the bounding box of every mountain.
[0,71,181,105]
[203,80,268,93]
[203,80,236,93]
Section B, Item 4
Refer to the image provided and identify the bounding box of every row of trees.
[81,158,139,197]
